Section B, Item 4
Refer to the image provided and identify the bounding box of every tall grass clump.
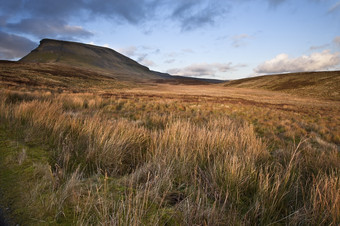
[3,98,149,176]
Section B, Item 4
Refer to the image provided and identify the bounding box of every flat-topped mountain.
[20,39,165,81]
[19,39,224,84]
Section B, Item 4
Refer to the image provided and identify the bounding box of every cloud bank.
[255,50,340,74]
[0,0,230,36]
[0,31,37,59]
[0,0,231,59]
[167,62,242,77]
[6,18,93,40]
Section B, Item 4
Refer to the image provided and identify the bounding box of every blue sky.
[0,0,339,80]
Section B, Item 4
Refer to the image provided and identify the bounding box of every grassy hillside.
[0,61,132,92]
[224,71,340,100]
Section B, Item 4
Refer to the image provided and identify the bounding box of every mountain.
[19,39,225,84]
[224,71,340,100]
[20,39,166,81]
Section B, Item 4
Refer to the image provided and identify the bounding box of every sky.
[0,0,340,80]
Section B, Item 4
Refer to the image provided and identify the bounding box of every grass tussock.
[0,90,339,225]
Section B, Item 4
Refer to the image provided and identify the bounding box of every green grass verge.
[0,125,74,225]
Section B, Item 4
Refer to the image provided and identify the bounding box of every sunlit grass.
[0,89,339,225]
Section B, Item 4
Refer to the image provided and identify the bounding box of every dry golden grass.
[0,82,339,225]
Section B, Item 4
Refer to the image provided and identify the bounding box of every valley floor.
[0,83,339,225]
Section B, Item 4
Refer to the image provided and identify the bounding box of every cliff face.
[20,39,162,80]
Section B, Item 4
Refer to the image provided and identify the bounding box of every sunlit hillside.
[224,71,340,100]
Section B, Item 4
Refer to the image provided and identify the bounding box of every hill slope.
[224,71,340,100]
[0,61,130,92]
[20,39,164,81]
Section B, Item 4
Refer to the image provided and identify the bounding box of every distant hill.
[224,71,340,100]
[20,39,167,81]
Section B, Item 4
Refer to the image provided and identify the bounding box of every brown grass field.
[0,63,339,225]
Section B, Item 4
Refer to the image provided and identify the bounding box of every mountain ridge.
[20,39,165,81]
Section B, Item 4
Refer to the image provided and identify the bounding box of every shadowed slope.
[224,71,340,100]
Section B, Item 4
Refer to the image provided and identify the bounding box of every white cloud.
[255,50,340,74]
[139,59,155,67]
[166,62,243,77]
[87,42,110,48]
[118,46,138,57]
